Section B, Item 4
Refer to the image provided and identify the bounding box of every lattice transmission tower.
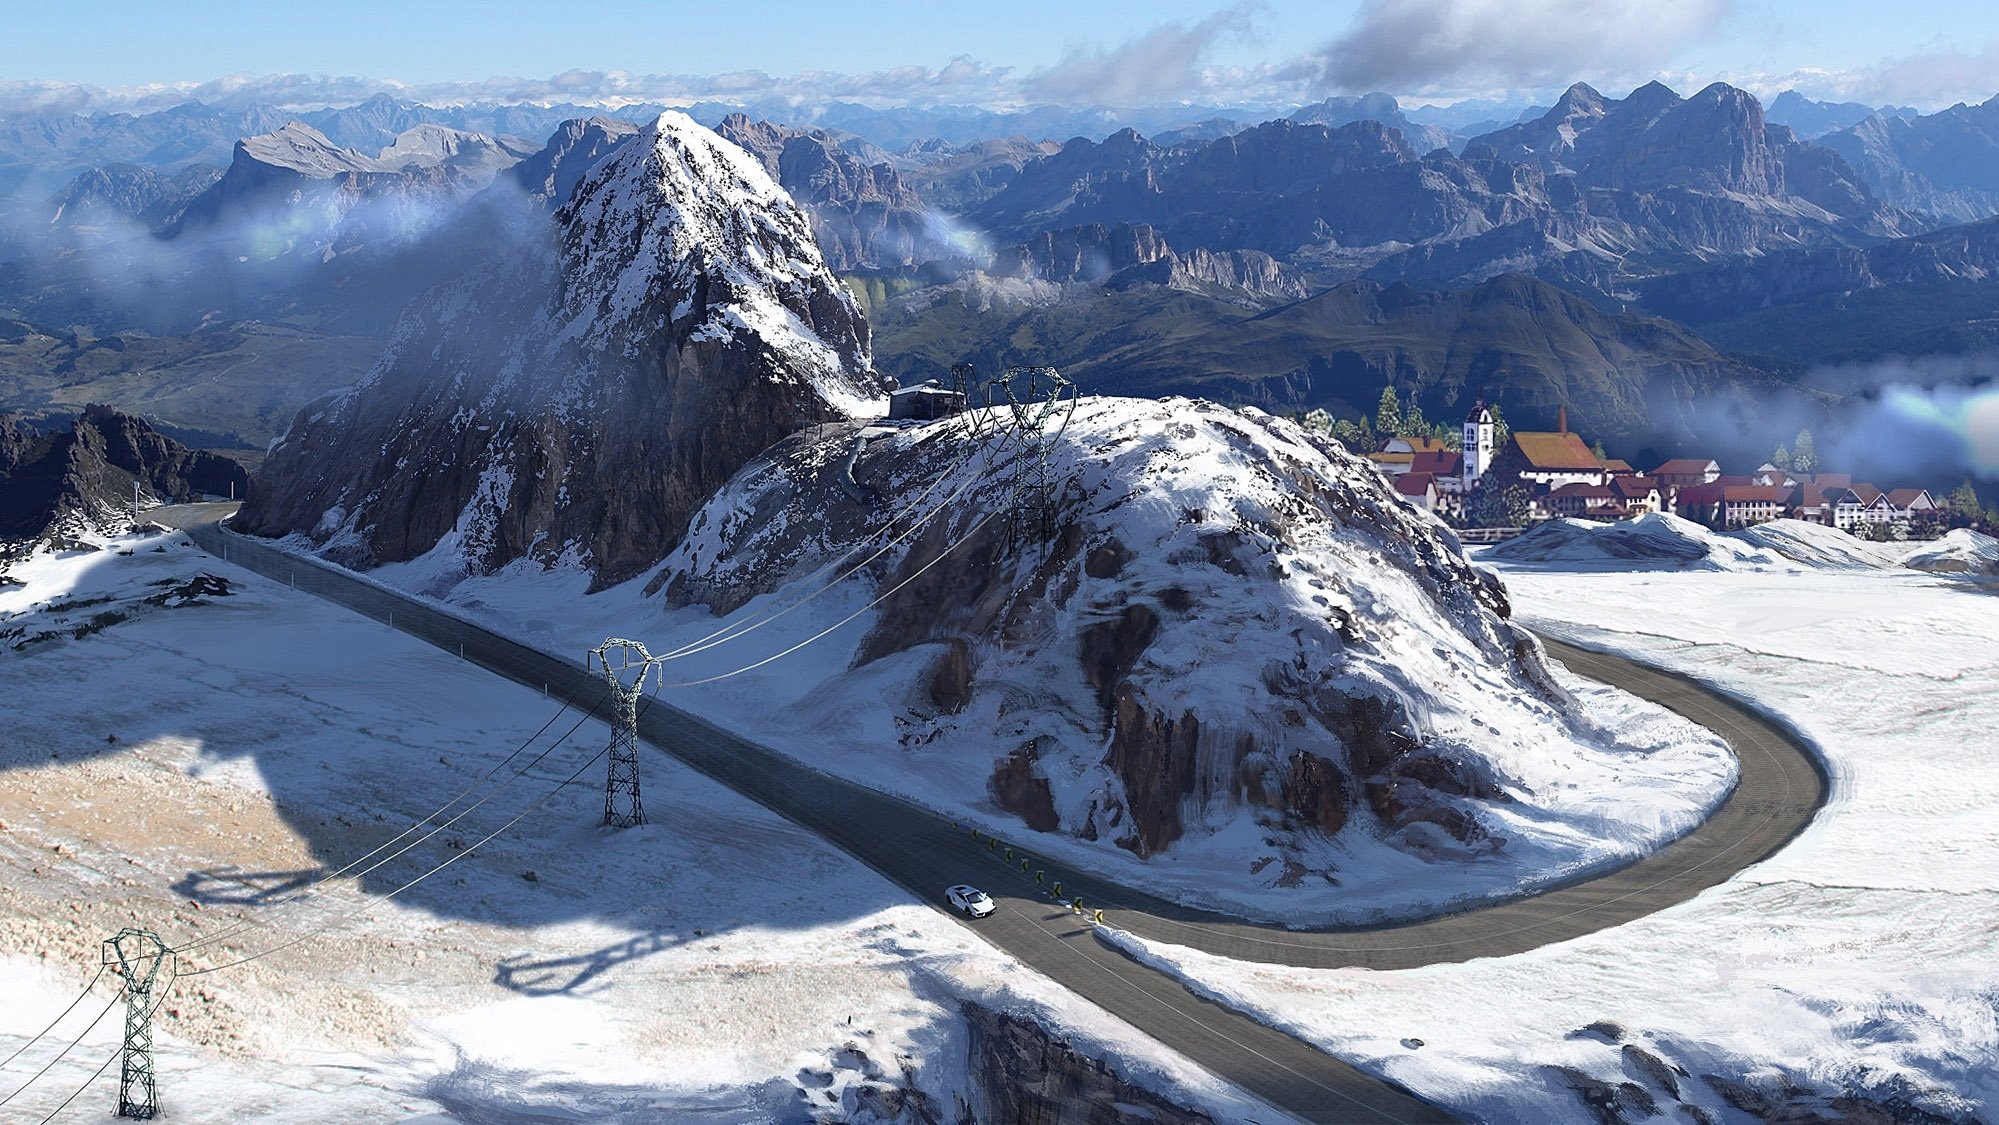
[984,366,1078,547]
[587,638,668,828]
[102,929,175,1120]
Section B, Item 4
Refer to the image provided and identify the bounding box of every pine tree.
[1329,417,1366,453]
[1948,479,1984,520]
[1772,444,1793,471]
[1792,428,1818,473]
[1403,402,1427,437]
[1591,439,1608,461]
[1302,407,1332,435]
[1375,386,1403,437]
[1487,403,1510,450]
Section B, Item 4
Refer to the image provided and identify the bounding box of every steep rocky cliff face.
[962,82,1915,290]
[653,396,1649,886]
[235,111,880,588]
[960,1004,1212,1124]
[715,114,943,270]
[46,162,223,230]
[0,404,246,545]
[1821,97,1999,222]
[991,222,1307,300]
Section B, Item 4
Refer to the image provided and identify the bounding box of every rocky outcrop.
[961,1004,1213,1125]
[507,116,638,208]
[1636,213,1999,327]
[236,111,879,587]
[655,397,1562,875]
[0,404,247,544]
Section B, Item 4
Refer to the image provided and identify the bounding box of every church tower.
[1463,400,1494,491]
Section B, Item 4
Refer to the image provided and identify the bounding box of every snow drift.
[1902,527,1999,575]
[1485,512,1902,571]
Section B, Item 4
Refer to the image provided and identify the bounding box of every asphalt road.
[159,504,1826,1124]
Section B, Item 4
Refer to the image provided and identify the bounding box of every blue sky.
[4,1,1997,111]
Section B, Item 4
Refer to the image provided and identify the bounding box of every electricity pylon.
[985,366,1078,547]
[587,638,667,828]
[102,929,175,1120]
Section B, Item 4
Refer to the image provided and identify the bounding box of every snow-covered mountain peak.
[551,111,875,412]
[242,118,879,586]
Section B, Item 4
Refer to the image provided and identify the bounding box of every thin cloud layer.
[0,58,1025,118]
[1310,0,1729,96]
[1025,4,1256,106]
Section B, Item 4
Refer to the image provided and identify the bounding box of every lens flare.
[1881,384,1999,476]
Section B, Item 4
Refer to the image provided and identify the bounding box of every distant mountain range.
[5,80,1999,474]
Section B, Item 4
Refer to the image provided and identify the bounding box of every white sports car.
[945,884,996,918]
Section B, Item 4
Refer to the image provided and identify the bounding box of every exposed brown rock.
[1079,603,1159,715]
[1278,751,1352,836]
[927,637,974,714]
[989,742,1060,832]
[1104,685,1201,856]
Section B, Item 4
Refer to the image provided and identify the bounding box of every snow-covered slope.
[237,111,881,587]
[1487,512,1901,571]
[1902,527,1999,574]
[1111,558,1999,1122]
[526,396,1731,922]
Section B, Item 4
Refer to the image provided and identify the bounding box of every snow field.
[0,532,1277,1122]
[1107,561,1999,1121]
[362,399,1741,926]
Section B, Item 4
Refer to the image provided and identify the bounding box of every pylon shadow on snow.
[172,866,326,906]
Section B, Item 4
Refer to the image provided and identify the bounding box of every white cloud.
[1310,0,1730,96]
[1024,4,1259,106]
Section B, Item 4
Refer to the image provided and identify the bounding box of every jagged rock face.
[236,111,879,588]
[713,114,942,270]
[1822,97,1999,222]
[1636,213,1999,325]
[992,222,1308,300]
[897,136,1064,211]
[46,162,222,230]
[0,405,247,544]
[965,82,1914,290]
[657,397,1577,866]
[509,116,638,208]
[168,121,529,254]
[961,1003,1213,1125]
[1289,92,1454,154]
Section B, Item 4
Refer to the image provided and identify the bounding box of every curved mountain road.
[159,505,1826,1124]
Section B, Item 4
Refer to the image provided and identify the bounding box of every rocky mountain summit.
[235,111,880,587]
[649,397,1722,901]
[1820,95,1999,222]
[0,404,245,547]
[959,81,1914,293]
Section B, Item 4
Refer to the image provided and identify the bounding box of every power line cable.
[175,685,603,955]
[657,412,1007,661]
[0,992,117,1109]
[179,696,638,978]
[0,965,108,1075]
[660,504,1006,689]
